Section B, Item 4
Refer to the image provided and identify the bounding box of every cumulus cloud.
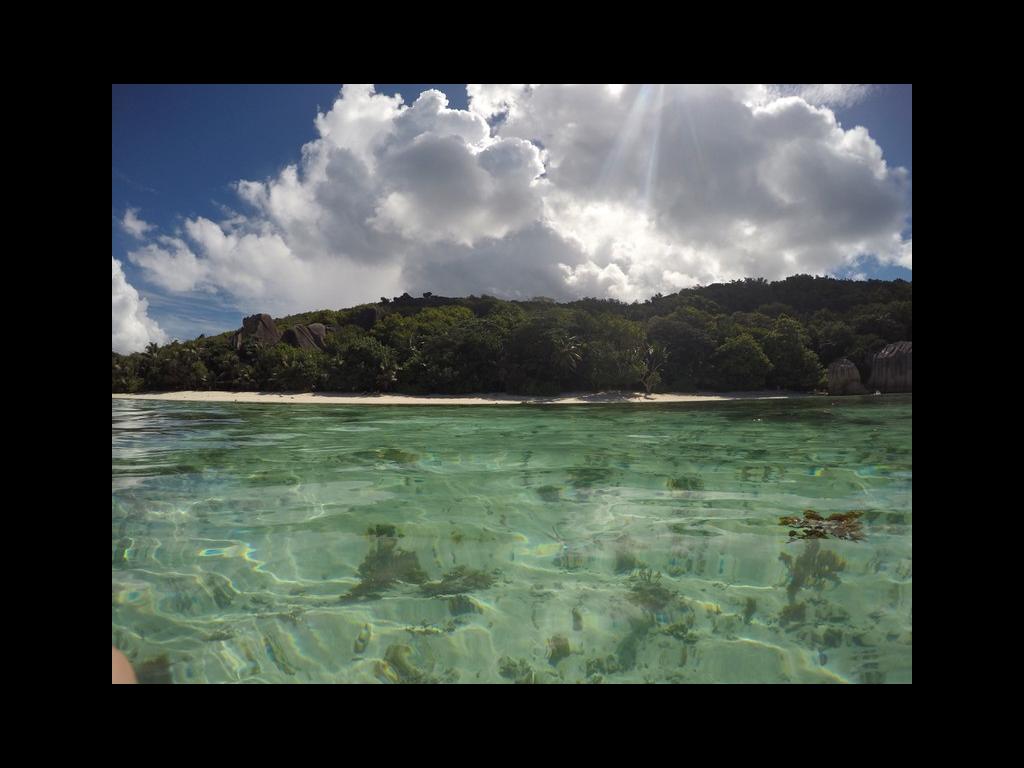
[122,83,910,322]
[770,84,877,108]
[497,85,909,295]
[121,207,154,238]
[467,84,529,120]
[112,257,168,353]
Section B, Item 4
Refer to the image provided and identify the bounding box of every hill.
[112,275,911,395]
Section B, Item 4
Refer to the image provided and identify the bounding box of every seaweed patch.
[420,565,498,596]
[628,567,673,612]
[341,526,427,601]
[779,510,865,541]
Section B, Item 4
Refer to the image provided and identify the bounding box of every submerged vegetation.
[779,540,846,604]
[341,526,427,601]
[420,565,498,596]
[113,275,911,395]
[780,510,865,541]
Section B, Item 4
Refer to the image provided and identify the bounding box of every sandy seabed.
[112,390,815,406]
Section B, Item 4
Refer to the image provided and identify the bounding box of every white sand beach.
[112,390,816,405]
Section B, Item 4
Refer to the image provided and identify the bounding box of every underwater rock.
[263,634,297,675]
[536,485,562,502]
[666,475,705,491]
[498,656,537,684]
[354,623,371,654]
[377,644,454,683]
[136,654,174,684]
[614,548,638,574]
[779,602,807,627]
[615,617,653,671]
[822,628,843,648]
[827,358,867,395]
[813,602,851,624]
[374,660,400,684]
[553,544,589,571]
[572,605,583,632]
[421,565,497,596]
[743,597,757,624]
[384,644,422,682]
[660,621,691,641]
[404,619,458,636]
[586,654,627,677]
[779,510,865,541]
[547,635,571,665]
[448,594,482,616]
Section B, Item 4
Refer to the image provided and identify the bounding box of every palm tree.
[549,333,583,379]
[638,343,668,395]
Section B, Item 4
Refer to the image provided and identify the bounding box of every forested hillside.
[112,275,911,395]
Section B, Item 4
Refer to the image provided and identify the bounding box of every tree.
[647,315,715,391]
[112,352,144,393]
[810,320,855,366]
[637,343,668,394]
[326,336,399,392]
[762,316,824,390]
[704,334,772,391]
[549,333,583,379]
[108,276,908,397]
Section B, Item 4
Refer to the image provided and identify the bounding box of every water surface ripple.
[112,396,912,683]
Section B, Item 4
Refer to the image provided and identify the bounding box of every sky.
[112,83,912,352]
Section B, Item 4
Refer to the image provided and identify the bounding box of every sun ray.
[643,84,665,213]
[597,84,653,196]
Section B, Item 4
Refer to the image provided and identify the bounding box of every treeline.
[112,275,911,395]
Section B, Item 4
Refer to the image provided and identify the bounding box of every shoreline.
[112,390,824,406]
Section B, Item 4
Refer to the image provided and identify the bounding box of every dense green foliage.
[112,275,911,394]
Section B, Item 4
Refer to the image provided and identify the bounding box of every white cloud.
[112,257,168,353]
[467,84,529,120]
[121,207,154,239]
[119,83,911,323]
[128,235,208,293]
[313,83,404,170]
[369,134,545,244]
[769,84,877,108]
[496,85,909,297]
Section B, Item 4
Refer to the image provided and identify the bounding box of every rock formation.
[282,324,327,351]
[232,313,280,350]
[826,358,866,395]
[307,323,327,348]
[349,305,383,330]
[868,341,912,393]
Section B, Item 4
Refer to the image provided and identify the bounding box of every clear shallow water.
[112,396,912,684]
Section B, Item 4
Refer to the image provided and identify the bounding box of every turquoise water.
[112,396,912,683]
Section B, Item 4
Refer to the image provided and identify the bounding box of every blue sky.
[112,84,912,350]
